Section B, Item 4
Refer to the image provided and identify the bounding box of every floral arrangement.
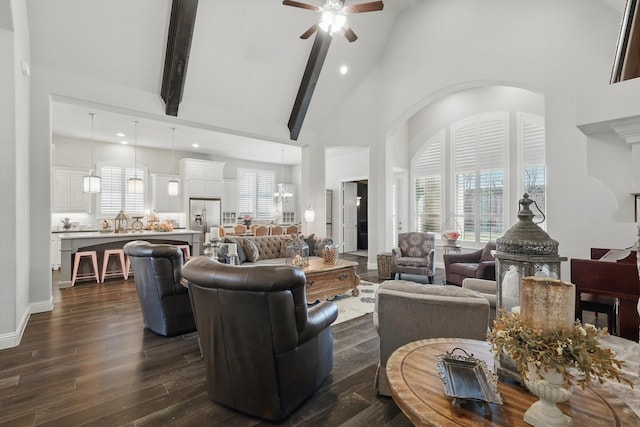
[487,310,631,388]
[242,214,253,225]
[442,230,460,242]
[149,221,174,232]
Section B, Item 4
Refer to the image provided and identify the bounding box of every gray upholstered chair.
[373,280,490,396]
[181,257,338,421]
[390,232,436,283]
[123,240,196,337]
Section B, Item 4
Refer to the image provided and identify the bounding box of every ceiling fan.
[283,0,384,42]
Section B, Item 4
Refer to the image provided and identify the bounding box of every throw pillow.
[224,237,247,263]
[242,238,260,263]
[303,233,316,256]
[217,244,230,264]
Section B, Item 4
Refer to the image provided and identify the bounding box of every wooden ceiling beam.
[161,0,198,117]
[287,30,333,141]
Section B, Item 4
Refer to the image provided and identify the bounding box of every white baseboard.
[0,297,54,350]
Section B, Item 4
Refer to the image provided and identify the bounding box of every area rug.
[330,280,380,325]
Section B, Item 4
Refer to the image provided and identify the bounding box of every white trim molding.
[0,298,54,350]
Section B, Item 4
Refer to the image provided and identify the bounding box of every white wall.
[317,0,636,279]
[0,0,43,350]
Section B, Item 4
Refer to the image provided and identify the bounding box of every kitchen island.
[57,230,201,287]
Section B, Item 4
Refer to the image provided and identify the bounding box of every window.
[238,168,275,220]
[451,113,507,242]
[519,113,546,227]
[413,131,443,234]
[99,165,146,216]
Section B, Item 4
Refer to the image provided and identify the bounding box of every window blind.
[413,131,443,234]
[520,113,546,227]
[451,113,507,242]
[238,168,275,220]
[99,165,145,217]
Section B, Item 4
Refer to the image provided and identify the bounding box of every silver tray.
[436,347,503,415]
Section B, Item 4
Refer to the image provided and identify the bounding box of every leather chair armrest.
[476,260,496,280]
[298,301,338,345]
[443,247,483,269]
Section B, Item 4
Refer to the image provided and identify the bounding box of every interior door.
[342,182,357,252]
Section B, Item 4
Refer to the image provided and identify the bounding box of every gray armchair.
[181,257,338,421]
[123,240,196,337]
[390,232,436,283]
[373,280,490,396]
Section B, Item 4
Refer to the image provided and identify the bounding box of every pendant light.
[82,113,101,193]
[167,127,179,196]
[128,120,144,194]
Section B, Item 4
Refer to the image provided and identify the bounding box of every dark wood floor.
[0,254,427,427]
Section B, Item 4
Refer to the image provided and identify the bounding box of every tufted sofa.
[218,234,332,265]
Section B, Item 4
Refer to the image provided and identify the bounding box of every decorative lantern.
[114,211,129,234]
[494,193,567,381]
[286,235,309,268]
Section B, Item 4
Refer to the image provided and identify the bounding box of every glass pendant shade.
[128,177,144,194]
[167,179,179,196]
[83,113,101,193]
[83,174,101,193]
[167,127,179,196]
[304,206,315,222]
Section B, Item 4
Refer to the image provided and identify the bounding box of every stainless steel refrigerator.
[189,198,221,252]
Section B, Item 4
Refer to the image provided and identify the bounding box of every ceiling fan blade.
[342,25,358,42]
[343,1,384,14]
[282,0,322,12]
[300,23,319,39]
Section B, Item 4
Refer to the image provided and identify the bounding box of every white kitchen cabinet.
[180,159,227,203]
[223,180,237,214]
[151,174,182,212]
[52,167,90,213]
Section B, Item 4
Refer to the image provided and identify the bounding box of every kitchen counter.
[57,230,201,287]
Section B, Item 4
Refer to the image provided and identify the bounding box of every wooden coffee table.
[386,338,640,427]
[303,258,360,304]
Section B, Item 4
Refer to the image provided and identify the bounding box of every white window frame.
[237,168,275,220]
[97,164,147,217]
[450,112,508,243]
[412,130,444,236]
[518,113,546,228]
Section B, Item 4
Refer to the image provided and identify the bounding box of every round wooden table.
[386,338,640,427]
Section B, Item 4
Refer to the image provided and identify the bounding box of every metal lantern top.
[496,193,560,259]
[114,210,129,234]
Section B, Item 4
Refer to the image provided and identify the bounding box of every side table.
[377,252,393,280]
[386,338,640,426]
[442,244,462,254]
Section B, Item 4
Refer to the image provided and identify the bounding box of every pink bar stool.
[101,249,128,283]
[71,251,100,286]
[176,244,191,259]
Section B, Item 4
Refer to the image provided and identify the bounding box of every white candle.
[205,232,211,242]
[210,227,220,239]
[228,243,237,255]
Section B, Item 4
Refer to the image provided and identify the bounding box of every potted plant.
[487,310,632,426]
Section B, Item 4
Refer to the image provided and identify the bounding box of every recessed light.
[116,132,125,137]
[192,143,199,148]
[120,140,128,145]
[339,65,348,75]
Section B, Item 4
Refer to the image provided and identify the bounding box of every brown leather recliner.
[181,257,339,421]
[123,241,196,336]
[443,241,496,286]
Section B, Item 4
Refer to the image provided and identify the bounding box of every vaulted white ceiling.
[27,0,418,164]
